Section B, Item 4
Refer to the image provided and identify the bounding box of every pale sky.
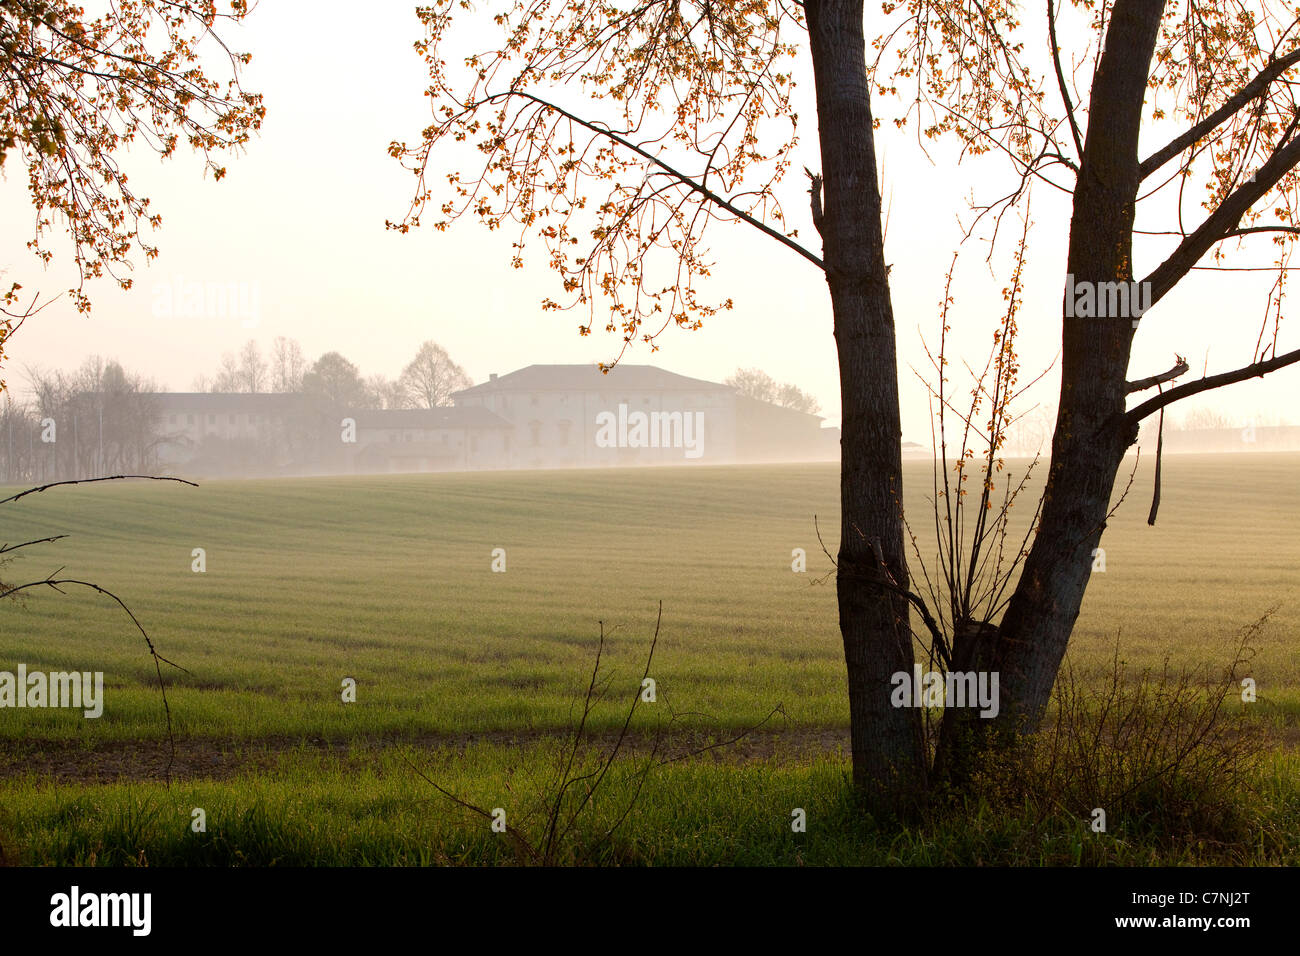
[2,2,1296,441]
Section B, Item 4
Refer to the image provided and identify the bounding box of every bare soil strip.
[0,727,853,785]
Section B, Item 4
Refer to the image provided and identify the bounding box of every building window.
[187,415,195,426]
[207,414,215,425]
[530,395,539,406]
[471,435,479,453]
[168,415,178,425]
[229,414,236,425]
[529,420,542,447]
[558,421,571,446]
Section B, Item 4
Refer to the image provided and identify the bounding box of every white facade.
[453,366,743,468]
[144,366,831,477]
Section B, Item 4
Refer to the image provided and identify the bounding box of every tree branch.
[805,167,825,237]
[1222,225,1300,239]
[1126,355,1188,393]
[0,534,68,555]
[0,474,197,506]
[1125,347,1300,425]
[1139,48,1300,181]
[483,90,825,271]
[1047,0,1084,162]
[1140,124,1300,309]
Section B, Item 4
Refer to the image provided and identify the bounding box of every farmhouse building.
[450,364,834,468]
[145,364,836,476]
[347,406,514,472]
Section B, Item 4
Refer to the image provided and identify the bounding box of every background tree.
[270,336,307,393]
[301,351,371,407]
[727,367,821,413]
[0,0,264,315]
[398,340,471,409]
[0,391,37,482]
[206,339,266,392]
[210,351,241,393]
[726,368,779,404]
[366,373,409,410]
[1175,408,1239,431]
[21,357,162,479]
[236,340,267,392]
[774,382,820,415]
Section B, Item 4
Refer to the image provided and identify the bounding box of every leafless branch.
[1047,0,1084,162]
[0,474,198,506]
[1125,346,1300,425]
[1126,355,1189,393]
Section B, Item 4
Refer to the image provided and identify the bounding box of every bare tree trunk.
[807,0,926,807]
[934,0,1165,781]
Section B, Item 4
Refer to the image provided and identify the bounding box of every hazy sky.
[2,2,1296,441]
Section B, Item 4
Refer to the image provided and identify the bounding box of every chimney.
[489,373,498,382]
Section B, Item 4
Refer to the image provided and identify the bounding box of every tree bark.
[934,0,1167,780]
[807,0,927,808]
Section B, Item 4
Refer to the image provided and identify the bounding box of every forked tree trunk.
[807,0,927,807]
[933,0,1165,781]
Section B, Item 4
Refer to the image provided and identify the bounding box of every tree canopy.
[388,0,810,364]
[0,0,264,314]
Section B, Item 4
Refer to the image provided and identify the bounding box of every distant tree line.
[0,339,475,483]
[195,338,471,410]
[725,368,821,415]
[1,357,162,483]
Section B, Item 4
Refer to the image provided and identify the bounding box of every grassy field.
[1,453,1297,864]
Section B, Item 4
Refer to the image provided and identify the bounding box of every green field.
[1,454,1297,864]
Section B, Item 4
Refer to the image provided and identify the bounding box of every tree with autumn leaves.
[0,0,263,330]
[391,0,1300,811]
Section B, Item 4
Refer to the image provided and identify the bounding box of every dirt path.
[0,727,854,785]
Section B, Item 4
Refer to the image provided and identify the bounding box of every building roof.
[453,364,731,397]
[350,407,513,429]
[154,393,309,411]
